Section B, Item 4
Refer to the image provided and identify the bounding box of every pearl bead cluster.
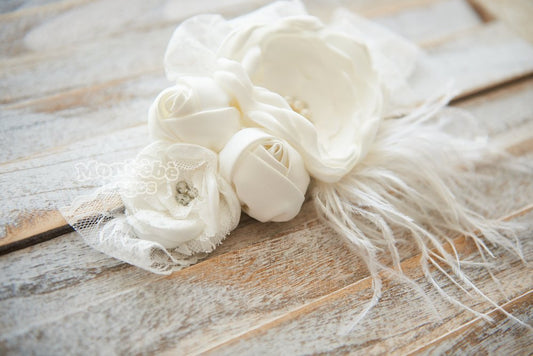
[284,96,312,120]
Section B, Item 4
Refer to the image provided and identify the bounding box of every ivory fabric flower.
[220,128,309,222]
[220,16,383,183]
[120,141,240,254]
[164,2,385,183]
[148,76,241,152]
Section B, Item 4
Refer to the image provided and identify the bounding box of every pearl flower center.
[284,96,312,120]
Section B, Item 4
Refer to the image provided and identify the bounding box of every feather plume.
[312,100,530,332]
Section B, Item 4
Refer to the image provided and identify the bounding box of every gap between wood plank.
[192,204,533,355]
[407,290,533,355]
[465,0,495,22]
[451,72,533,105]
[0,224,73,255]
[3,21,529,169]
[0,0,477,106]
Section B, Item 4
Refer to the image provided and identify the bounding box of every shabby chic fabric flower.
[121,141,240,253]
[220,128,309,222]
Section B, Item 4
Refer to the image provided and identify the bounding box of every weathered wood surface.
[468,0,533,43]
[0,0,532,354]
[409,291,533,355]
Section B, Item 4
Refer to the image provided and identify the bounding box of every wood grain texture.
[0,0,465,59]
[409,291,533,355]
[468,0,533,43]
[0,0,463,104]
[0,0,93,58]
[0,0,272,58]
[372,0,481,44]
[199,210,533,355]
[0,0,66,14]
[0,2,485,163]
[426,22,533,97]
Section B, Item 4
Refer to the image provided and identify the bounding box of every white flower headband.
[61,0,524,325]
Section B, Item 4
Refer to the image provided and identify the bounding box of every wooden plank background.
[0,0,532,354]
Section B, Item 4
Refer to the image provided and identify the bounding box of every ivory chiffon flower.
[148,77,241,152]
[220,128,309,222]
[121,141,240,253]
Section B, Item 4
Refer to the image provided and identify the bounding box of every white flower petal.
[127,209,205,249]
[121,141,241,252]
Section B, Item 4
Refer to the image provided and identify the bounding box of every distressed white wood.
[0,0,460,58]
[373,0,481,44]
[1,151,532,354]
[0,74,168,162]
[1,208,530,354]
[0,0,68,14]
[199,212,533,355]
[2,74,533,243]
[0,1,488,165]
[0,0,271,57]
[0,0,92,57]
[0,216,367,354]
[469,0,533,43]
[0,125,150,238]
[410,292,533,355]
[0,27,169,103]
[428,22,533,96]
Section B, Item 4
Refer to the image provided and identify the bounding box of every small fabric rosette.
[148,76,241,152]
[220,128,309,222]
[121,141,241,254]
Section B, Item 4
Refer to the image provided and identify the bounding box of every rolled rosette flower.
[148,76,241,152]
[219,128,310,222]
[121,141,241,254]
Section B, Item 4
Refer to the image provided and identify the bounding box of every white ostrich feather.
[313,99,530,331]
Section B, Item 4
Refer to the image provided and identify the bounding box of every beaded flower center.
[284,96,312,120]
[176,180,198,206]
